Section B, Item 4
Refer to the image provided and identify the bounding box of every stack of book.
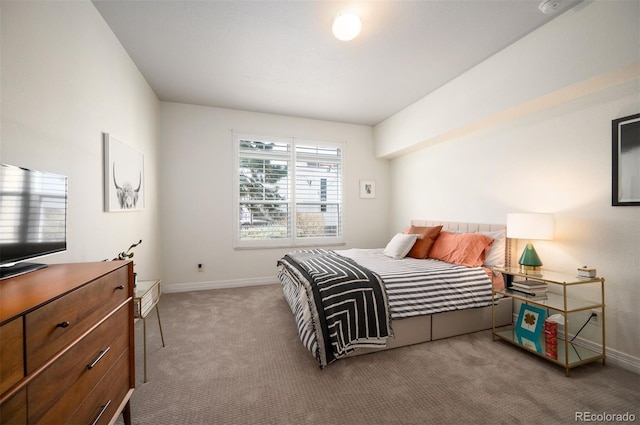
[509,279,548,300]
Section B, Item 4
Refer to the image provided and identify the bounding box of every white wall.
[159,102,389,292]
[374,0,639,159]
[376,0,640,371]
[0,0,162,280]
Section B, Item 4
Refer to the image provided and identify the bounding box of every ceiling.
[92,0,579,126]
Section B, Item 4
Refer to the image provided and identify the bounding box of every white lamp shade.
[506,213,554,240]
[332,14,362,41]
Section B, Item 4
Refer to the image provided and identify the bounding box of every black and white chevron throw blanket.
[279,249,392,368]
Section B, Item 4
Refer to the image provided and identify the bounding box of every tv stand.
[0,262,48,279]
[0,261,134,424]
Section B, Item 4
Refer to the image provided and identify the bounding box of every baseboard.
[163,276,280,293]
[571,334,640,375]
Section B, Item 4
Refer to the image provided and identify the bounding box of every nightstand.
[491,267,605,376]
[134,279,166,382]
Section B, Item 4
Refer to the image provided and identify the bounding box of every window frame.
[233,132,345,249]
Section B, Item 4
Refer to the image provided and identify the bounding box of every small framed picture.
[515,304,546,340]
[359,180,375,198]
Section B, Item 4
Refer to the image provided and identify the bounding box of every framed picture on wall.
[104,133,145,212]
[359,180,375,198]
[612,113,640,206]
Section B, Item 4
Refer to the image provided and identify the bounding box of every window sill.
[234,242,346,251]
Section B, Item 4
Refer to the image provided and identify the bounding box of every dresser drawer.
[28,304,130,424]
[25,266,129,373]
[0,387,26,425]
[66,351,130,425]
[0,317,24,394]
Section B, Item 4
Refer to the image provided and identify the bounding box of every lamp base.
[519,264,542,275]
[518,242,543,275]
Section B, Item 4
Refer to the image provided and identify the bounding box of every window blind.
[235,133,343,248]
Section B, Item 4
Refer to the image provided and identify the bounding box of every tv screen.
[0,164,68,279]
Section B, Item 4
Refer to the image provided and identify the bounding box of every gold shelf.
[494,289,603,313]
[493,328,604,369]
[492,267,603,285]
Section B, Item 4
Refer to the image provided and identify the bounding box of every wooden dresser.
[0,261,135,425]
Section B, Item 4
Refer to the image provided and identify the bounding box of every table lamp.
[506,213,554,273]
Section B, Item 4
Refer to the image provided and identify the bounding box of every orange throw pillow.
[404,225,443,259]
[427,231,494,267]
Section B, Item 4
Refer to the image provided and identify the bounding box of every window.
[234,133,343,248]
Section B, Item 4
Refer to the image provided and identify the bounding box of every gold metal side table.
[134,279,166,382]
[491,267,605,376]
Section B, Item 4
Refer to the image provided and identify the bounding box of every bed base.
[347,296,512,357]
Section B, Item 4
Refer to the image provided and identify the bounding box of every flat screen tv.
[0,164,68,279]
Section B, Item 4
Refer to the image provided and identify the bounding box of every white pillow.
[479,229,506,267]
[383,233,418,259]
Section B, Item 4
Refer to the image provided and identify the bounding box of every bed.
[277,220,513,368]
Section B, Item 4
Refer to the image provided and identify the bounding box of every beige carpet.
[119,284,639,425]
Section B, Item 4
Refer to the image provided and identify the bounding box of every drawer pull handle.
[57,321,70,328]
[90,399,111,425]
[87,346,111,370]
[116,285,125,290]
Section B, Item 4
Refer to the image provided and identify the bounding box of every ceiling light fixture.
[332,13,361,41]
[538,0,562,14]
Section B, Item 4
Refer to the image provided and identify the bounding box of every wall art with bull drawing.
[103,133,145,212]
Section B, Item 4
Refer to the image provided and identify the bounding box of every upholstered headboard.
[410,219,511,267]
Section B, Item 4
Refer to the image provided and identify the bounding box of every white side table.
[134,279,166,382]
